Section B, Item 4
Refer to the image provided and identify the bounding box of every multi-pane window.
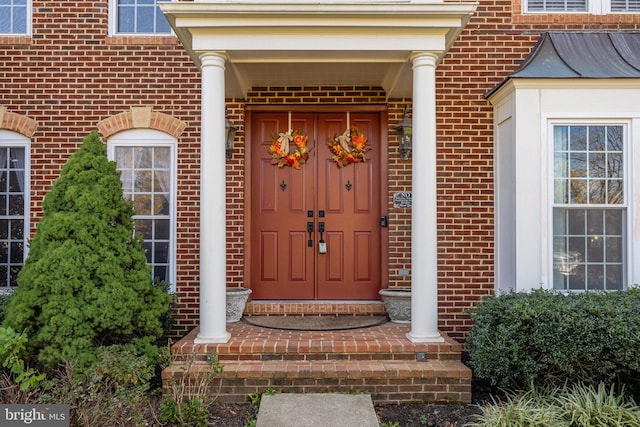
[552,125,625,290]
[527,0,587,11]
[112,0,171,34]
[0,133,28,290]
[526,0,640,12]
[611,0,640,11]
[0,0,28,34]
[109,132,175,286]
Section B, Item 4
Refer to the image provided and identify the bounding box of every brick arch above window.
[0,107,37,138]
[97,107,187,139]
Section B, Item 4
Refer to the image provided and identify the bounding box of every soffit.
[160,1,478,99]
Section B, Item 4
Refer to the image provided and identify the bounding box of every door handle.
[307,222,314,247]
[318,222,327,254]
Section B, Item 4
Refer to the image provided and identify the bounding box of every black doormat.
[242,315,389,331]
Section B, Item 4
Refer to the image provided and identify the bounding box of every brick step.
[245,302,387,316]
[171,325,464,362]
[162,359,472,404]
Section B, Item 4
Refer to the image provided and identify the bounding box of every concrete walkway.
[256,393,380,427]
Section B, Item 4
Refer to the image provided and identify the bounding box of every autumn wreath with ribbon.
[269,129,310,169]
[327,127,369,167]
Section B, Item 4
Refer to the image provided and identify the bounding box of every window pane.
[135,219,153,240]
[553,208,625,291]
[154,194,169,215]
[12,5,25,34]
[9,242,21,263]
[10,219,22,239]
[118,6,135,33]
[155,242,169,263]
[115,147,133,168]
[570,126,587,151]
[570,152,587,177]
[136,5,155,33]
[155,219,170,239]
[134,170,152,192]
[134,194,152,215]
[155,7,171,33]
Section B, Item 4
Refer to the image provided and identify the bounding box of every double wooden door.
[250,111,383,300]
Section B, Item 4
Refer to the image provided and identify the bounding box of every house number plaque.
[393,192,412,209]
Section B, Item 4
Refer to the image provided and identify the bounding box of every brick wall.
[2,0,639,341]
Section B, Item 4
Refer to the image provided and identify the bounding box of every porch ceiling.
[160,1,478,100]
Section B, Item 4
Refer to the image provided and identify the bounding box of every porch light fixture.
[394,106,412,160]
[225,110,238,161]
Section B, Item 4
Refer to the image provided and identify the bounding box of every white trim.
[0,130,30,289]
[107,129,178,292]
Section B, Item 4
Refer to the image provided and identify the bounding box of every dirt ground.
[209,399,483,426]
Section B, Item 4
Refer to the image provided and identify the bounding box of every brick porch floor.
[163,318,472,404]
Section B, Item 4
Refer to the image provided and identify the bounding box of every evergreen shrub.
[2,131,172,370]
[466,288,640,394]
[0,293,10,323]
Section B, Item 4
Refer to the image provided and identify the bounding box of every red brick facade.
[1,1,639,342]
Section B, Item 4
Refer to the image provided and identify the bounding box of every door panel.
[251,113,315,299]
[251,111,381,300]
[316,113,381,299]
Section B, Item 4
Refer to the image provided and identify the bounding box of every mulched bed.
[206,381,500,426]
[208,401,482,426]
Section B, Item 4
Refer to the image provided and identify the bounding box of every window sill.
[0,35,31,45]
[106,35,178,46]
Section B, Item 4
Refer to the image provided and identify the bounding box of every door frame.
[243,105,389,299]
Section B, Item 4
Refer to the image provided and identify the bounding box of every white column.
[407,52,444,343]
[195,52,230,343]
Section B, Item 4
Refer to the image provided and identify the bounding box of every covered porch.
[159,0,477,403]
[160,0,478,344]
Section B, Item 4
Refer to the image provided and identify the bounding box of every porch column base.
[194,332,231,344]
[406,331,445,343]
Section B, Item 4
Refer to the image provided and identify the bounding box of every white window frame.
[107,129,177,292]
[108,0,174,36]
[0,130,30,291]
[547,120,630,291]
[525,0,640,14]
[0,0,32,36]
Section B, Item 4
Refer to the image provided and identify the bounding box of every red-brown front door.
[250,111,382,300]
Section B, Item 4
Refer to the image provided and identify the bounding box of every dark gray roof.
[486,31,640,98]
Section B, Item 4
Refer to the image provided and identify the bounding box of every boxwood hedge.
[465,288,640,395]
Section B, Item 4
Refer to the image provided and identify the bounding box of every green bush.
[2,131,172,370]
[0,293,11,323]
[41,345,159,426]
[465,288,640,393]
[468,383,640,427]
